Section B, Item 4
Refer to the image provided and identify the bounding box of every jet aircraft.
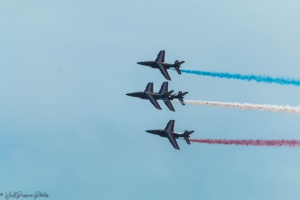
[169,91,188,105]
[146,120,194,150]
[137,50,185,80]
[126,82,175,111]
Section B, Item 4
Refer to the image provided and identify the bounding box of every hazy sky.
[1,1,300,199]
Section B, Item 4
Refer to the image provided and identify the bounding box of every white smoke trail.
[183,100,300,114]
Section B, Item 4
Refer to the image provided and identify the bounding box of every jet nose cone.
[126,93,134,97]
[146,130,155,134]
[137,61,148,66]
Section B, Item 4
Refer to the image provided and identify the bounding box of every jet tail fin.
[174,60,185,75]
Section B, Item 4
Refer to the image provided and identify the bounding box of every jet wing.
[146,93,162,110]
[164,120,179,149]
[157,63,171,80]
[164,120,175,132]
[155,50,165,62]
[144,82,153,93]
[163,98,175,111]
[166,131,180,150]
[158,82,168,94]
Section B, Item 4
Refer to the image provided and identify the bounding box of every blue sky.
[1,0,300,199]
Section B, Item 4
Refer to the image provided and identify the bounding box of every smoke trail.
[184,100,300,114]
[190,139,300,147]
[181,69,300,86]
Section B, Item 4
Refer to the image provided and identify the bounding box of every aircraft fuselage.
[137,61,176,69]
[146,129,184,139]
[126,92,163,100]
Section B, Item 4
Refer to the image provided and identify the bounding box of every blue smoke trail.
[181,69,300,86]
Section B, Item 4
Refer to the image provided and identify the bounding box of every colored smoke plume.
[184,100,300,114]
[181,70,300,86]
[190,139,300,147]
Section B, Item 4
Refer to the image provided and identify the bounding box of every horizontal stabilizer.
[179,97,185,105]
[175,66,181,75]
[181,91,188,96]
[175,60,185,65]
[184,136,190,144]
[184,130,194,135]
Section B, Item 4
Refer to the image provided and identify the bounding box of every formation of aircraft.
[137,50,185,80]
[127,50,194,150]
[146,120,194,150]
[126,82,185,111]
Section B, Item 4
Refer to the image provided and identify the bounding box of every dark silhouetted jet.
[126,82,175,111]
[137,50,185,80]
[169,91,188,105]
[146,120,194,150]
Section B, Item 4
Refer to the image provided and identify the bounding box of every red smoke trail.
[190,139,300,147]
